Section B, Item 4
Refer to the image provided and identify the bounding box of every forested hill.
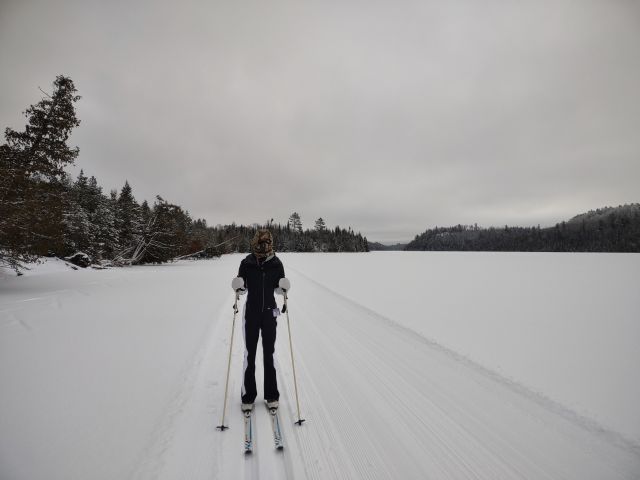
[368,242,408,251]
[405,204,640,252]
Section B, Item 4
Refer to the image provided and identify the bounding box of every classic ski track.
[295,263,640,456]
[127,296,230,480]
[283,265,640,480]
[248,348,287,480]
[133,292,293,480]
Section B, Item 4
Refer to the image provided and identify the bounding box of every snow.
[1,252,639,480]
[284,252,640,443]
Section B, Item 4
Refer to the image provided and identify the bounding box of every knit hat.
[251,229,274,258]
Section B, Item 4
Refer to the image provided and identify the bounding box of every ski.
[243,409,253,453]
[266,403,284,449]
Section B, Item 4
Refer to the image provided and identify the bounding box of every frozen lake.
[1,252,639,479]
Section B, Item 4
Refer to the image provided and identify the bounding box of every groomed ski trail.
[129,293,291,480]
[131,260,640,480]
[282,266,640,479]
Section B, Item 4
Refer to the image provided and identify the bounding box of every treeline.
[61,174,205,266]
[0,76,367,273]
[405,204,640,252]
[212,217,369,255]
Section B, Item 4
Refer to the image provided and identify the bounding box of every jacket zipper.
[262,271,265,312]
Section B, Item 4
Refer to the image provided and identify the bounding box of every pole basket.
[216,424,229,431]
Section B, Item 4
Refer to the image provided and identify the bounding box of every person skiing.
[231,229,290,413]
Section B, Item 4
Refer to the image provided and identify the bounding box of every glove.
[275,277,290,296]
[232,277,246,294]
[279,278,291,291]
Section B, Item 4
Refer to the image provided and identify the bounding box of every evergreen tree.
[63,170,96,254]
[92,188,118,261]
[141,196,193,262]
[63,172,92,254]
[140,200,153,233]
[0,75,81,265]
[115,181,142,262]
[288,212,303,233]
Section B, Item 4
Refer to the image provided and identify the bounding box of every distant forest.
[405,204,640,253]
[0,76,368,273]
[2,76,636,275]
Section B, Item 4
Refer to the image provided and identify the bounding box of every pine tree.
[114,181,143,263]
[145,196,192,262]
[288,212,303,233]
[63,170,94,255]
[90,189,118,261]
[0,75,81,266]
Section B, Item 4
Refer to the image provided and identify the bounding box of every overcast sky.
[1,0,639,242]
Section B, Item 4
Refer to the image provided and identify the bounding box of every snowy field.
[1,252,639,480]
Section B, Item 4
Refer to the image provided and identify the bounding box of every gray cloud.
[1,0,639,242]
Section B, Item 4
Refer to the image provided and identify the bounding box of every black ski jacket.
[238,253,285,315]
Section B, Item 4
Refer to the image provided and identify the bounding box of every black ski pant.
[241,308,279,404]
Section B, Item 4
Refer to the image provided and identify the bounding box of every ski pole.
[283,290,305,426]
[217,291,240,431]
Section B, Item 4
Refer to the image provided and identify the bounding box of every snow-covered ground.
[1,253,639,480]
